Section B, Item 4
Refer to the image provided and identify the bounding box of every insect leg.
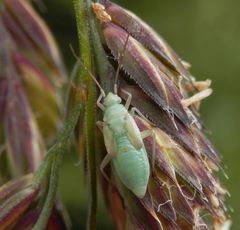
[130,107,155,126]
[101,124,116,183]
[96,121,104,132]
[100,153,114,183]
[141,129,156,170]
[120,88,132,110]
[97,92,105,111]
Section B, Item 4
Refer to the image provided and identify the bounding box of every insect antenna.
[69,44,106,98]
[114,33,130,95]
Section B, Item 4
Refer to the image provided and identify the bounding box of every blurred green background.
[40,0,239,229]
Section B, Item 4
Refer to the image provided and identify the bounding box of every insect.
[96,87,152,198]
[74,3,156,198]
[80,58,153,198]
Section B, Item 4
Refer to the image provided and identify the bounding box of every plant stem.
[86,1,115,93]
[73,0,97,229]
[32,103,82,230]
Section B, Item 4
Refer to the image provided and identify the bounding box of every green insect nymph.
[78,59,153,198]
[98,91,151,198]
[88,2,155,198]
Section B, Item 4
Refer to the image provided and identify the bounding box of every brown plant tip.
[0,176,68,229]
[4,0,66,80]
[0,20,44,174]
[102,22,193,126]
[99,0,192,81]
[1,0,67,86]
[14,209,67,230]
[0,174,34,203]
[0,175,39,230]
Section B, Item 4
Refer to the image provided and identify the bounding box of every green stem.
[73,0,97,229]
[32,153,61,230]
[32,103,82,230]
[86,1,115,92]
[85,83,97,230]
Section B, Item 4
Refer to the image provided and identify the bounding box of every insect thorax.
[103,103,128,134]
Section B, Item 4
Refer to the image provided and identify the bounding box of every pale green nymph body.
[102,92,150,198]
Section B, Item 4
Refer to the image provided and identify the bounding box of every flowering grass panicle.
[82,1,230,229]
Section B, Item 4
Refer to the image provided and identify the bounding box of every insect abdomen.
[112,134,150,198]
